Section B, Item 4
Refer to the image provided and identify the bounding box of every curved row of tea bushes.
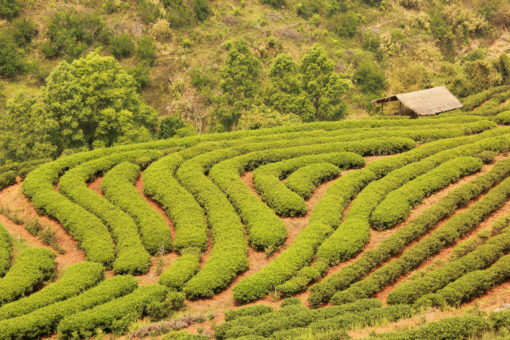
[0,248,55,306]
[308,157,510,307]
[215,299,381,339]
[315,134,510,271]
[253,152,365,218]
[330,174,510,305]
[274,133,509,297]
[370,156,484,229]
[367,315,491,340]
[462,85,510,111]
[0,261,103,320]
[0,225,11,277]
[496,111,510,125]
[388,215,510,304]
[285,163,341,199]
[212,147,371,250]
[0,275,137,339]
[417,253,510,308]
[59,150,162,274]
[159,248,201,290]
[0,158,51,190]
[102,162,172,254]
[57,284,169,338]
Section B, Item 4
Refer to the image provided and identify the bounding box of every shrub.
[137,0,160,24]
[496,111,510,125]
[262,0,285,9]
[193,0,210,21]
[0,225,11,277]
[128,63,152,90]
[0,275,137,339]
[159,248,201,290]
[328,11,360,38]
[225,305,274,321]
[285,163,340,199]
[11,18,38,47]
[159,116,188,139]
[101,162,172,254]
[137,35,157,64]
[0,33,27,77]
[57,284,169,337]
[0,0,22,19]
[110,33,135,59]
[0,261,103,320]
[0,248,55,306]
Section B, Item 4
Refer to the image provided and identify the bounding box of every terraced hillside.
[1,113,510,339]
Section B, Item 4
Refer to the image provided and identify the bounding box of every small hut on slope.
[372,86,463,117]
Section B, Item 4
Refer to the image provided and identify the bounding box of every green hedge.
[0,158,51,190]
[102,161,172,254]
[308,156,510,307]
[331,173,510,305]
[215,299,380,340]
[0,248,55,306]
[0,224,11,277]
[59,150,162,274]
[224,305,274,321]
[370,156,483,229]
[0,275,137,339]
[418,252,510,308]
[388,215,510,305]
[163,331,209,340]
[496,111,510,125]
[159,248,201,290]
[0,261,103,320]
[285,163,341,199]
[57,284,169,338]
[366,315,491,340]
[462,85,510,111]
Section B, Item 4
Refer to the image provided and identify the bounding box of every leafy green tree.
[11,18,38,47]
[216,40,261,130]
[110,33,135,59]
[0,0,22,20]
[353,60,387,95]
[158,115,186,139]
[42,52,157,152]
[0,33,27,78]
[299,45,351,121]
[0,94,59,163]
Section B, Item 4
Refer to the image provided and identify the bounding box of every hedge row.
[253,152,365,218]
[462,85,510,111]
[370,156,484,229]
[159,248,201,290]
[388,215,510,304]
[59,150,162,274]
[102,161,172,255]
[367,315,491,340]
[57,284,169,338]
[496,110,510,125]
[0,224,11,277]
[0,275,137,339]
[308,156,510,307]
[315,133,510,271]
[0,261,103,320]
[224,305,275,322]
[0,158,51,190]
[163,331,209,340]
[215,299,381,339]
[0,248,55,306]
[285,163,341,199]
[418,252,510,308]
[143,154,208,252]
[331,174,510,305]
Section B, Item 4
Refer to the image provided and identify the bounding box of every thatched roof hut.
[372,86,463,117]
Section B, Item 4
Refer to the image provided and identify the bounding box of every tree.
[158,115,186,139]
[216,39,261,130]
[0,94,59,163]
[110,33,135,59]
[299,45,351,121]
[41,52,157,152]
[0,0,22,20]
[236,104,301,130]
[353,60,386,95]
[0,33,27,78]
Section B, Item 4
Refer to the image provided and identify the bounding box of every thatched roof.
[372,86,463,116]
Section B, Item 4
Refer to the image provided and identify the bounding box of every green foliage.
[159,248,201,289]
[159,116,187,139]
[496,111,510,125]
[163,0,195,28]
[57,284,169,337]
[110,33,135,59]
[285,162,340,199]
[236,105,301,131]
[137,0,160,24]
[0,275,137,339]
[0,33,27,77]
[136,35,157,64]
[0,248,55,306]
[11,18,38,47]
[224,305,274,322]
[0,225,11,277]
[0,0,22,19]
[328,11,360,38]
[193,0,210,22]
[262,0,285,9]
[0,262,103,320]
[128,63,152,90]
[353,60,386,95]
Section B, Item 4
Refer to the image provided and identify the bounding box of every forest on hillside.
[1,0,510,165]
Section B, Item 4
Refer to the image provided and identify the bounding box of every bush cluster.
[57,284,169,337]
[331,170,510,305]
[462,85,510,111]
[0,225,11,277]
[0,275,137,339]
[101,162,172,254]
[285,162,340,199]
[370,156,483,229]
[59,150,163,274]
[0,248,55,306]
[496,110,510,125]
[308,154,510,307]
[159,248,201,290]
[0,262,103,320]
